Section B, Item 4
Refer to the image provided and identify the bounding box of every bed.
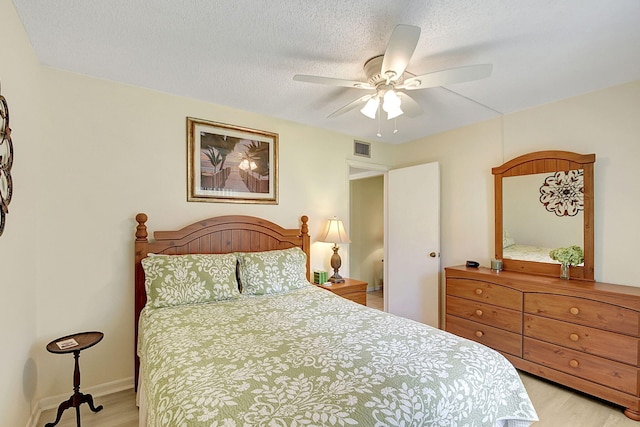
[134,213,538,426]
[502,231,583,266]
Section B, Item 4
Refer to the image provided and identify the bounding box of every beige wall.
[395,80,640,287]
[0,0,43,425]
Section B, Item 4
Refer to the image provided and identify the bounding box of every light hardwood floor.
[366,288,384,310]
[37,373,640,426]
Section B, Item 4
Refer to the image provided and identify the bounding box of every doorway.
[349,161,441,326]
[349,173,384,310]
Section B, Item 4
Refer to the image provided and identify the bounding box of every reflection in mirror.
[493,150,595,281]
[502,171,583,264]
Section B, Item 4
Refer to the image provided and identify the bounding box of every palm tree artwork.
[199,132,272,194]
[199,132,239,190]
[238,141,270,193]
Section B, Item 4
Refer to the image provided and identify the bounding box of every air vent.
[354,140,371,158]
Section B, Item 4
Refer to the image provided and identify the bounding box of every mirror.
[503,172,584,263]
[493,151,595,280]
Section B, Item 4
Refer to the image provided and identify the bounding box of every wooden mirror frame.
[492,150,595,281]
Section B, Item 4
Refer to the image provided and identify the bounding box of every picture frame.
[187,117,278,204]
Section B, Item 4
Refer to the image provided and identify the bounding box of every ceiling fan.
[293,24,492,121]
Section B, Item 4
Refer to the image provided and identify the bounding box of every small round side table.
[45,331,104,427]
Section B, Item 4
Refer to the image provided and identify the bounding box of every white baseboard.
[26,377,134,427]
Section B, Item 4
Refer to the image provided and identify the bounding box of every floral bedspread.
[138,285,537,426]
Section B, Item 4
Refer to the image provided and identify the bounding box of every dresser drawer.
[524,314,639,365]
[447,278,522,310]
[446,315,522,357]
[523,337,638,394]
[525,293,640,336]
[446,295,522,333]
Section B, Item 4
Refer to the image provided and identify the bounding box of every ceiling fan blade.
[381,25,421,81]
[398,64,493,90]
[293,74,373,90]
[327,94,373,118]
[396,92,423,117]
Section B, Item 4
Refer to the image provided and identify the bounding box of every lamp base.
[329,244,345,283]
[328,275,345,284]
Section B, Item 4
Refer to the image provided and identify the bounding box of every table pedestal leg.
[45,350,103,427]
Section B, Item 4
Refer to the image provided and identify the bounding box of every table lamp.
[318,217,350,283]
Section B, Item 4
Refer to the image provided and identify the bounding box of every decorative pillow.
[141,253,239,308]
[237,247,311,295]
[503,230,516,248]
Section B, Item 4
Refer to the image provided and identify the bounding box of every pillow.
[141,253,239,308]
[237,247,311,295]
[503,230,516,248]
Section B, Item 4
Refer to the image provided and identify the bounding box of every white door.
[385,162,440,327]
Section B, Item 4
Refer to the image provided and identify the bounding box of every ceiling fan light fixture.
[383,90,403,119]
[386,106,403,120]
[294,24,493,127]
[383,90,401,110]
[360,97,379,119]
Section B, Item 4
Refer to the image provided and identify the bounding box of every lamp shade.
[383,90,403,119]
[386,105,403,120]
[317,217,350,244]
[383,90,401,111]
[360,97,379,119]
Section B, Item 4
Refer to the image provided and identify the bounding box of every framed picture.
[187,117,278,204]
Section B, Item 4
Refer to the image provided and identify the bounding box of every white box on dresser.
[445,265,640,420]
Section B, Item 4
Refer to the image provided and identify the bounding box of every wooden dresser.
[445,265,640,420]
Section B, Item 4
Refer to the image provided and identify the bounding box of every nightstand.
[317,278,368,305]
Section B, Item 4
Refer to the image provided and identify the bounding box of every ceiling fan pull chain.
[376,103,382,137]
[393,118,398,134]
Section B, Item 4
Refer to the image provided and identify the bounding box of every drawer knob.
[569,333,580,342]
[475,309,483,317]
[569,307,580,315]
[475,288,483,295]
[569,359,580,368]
[475,330,484,338]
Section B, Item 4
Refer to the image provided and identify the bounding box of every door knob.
[429,252,439,258]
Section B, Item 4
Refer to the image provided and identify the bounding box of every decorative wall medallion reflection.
[0,86,13,236]
[539,170,584,217]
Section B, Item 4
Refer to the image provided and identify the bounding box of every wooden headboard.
[133,213,310,389]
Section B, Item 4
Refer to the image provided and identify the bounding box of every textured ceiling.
[11,0,640,144]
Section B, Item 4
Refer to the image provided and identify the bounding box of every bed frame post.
[300,215,310,281]
[134,213,149,391]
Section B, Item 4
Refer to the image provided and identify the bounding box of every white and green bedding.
[138,285,537,426]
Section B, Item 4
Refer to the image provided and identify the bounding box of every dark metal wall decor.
[0,83,13,236]
[539,170,584,217]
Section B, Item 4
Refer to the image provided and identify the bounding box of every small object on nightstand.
[45,331,104,427]
[313,270,328,284]
[466,260,480,268]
